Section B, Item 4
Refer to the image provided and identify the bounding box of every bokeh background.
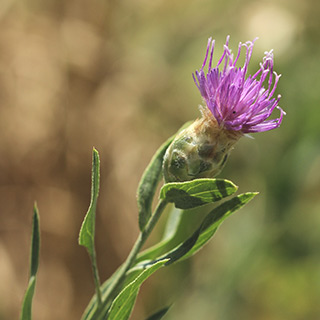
[1,0,320,319]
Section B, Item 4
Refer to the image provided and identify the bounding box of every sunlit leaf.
[79,148,102,309]
[79,148,100,256]
[160,178,238,209]
[161,193,258,265]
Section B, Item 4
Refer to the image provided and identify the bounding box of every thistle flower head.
[163,36,285,182]
[193,36,284,133]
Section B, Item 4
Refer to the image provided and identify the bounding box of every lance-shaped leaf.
[20,204,40,320]
[137,137,174,231]
[108,259,168,320]
[159,193,257,265]
[137,121,192,231]
[79,148,100,254]
[79,148,102,306]
[160,178,238,209]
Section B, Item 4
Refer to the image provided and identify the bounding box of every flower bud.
[163,108,241,182]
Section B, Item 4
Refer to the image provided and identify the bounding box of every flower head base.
[193,36,284,133]
[163,108,241,182]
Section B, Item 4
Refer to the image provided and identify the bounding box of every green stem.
[90,249,102,306]
[92,199,167,319]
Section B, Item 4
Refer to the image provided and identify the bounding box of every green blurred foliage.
[0,0,319,319]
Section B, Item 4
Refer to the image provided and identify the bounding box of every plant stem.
[92,199,167,319]
[90,249,102,306]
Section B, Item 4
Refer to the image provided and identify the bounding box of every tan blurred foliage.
[0,1,175,319]
[0,0,203,318]
[0,0,319,319]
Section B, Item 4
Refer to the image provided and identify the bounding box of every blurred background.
[0,0,320,319]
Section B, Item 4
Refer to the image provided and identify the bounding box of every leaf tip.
[92,147,100,159]
[234,183,239,191]
[243,191,259,202]
[33,202,39,216]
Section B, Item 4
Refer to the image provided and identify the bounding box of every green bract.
[162,110,241,183]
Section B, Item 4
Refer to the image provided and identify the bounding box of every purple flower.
[193,36,285,133]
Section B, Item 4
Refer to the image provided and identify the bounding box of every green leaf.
[30,204,40,277]
[137,137,174,231]
[145,306,171,320]
[161,193,258,265]
[20,204,40,320]
[160,178,238,209]
[79,148,100,255]
[79,148,102,307]
[20,276,36,320]
[181,192,258,261]
[108,259,168,320]
[137,121,192,231]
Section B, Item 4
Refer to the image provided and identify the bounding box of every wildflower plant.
[20,36,284,320]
